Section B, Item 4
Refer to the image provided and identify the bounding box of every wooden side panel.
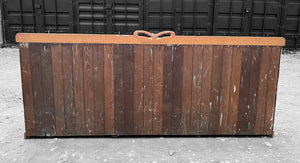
[153,45,164,135]
[209,46,223,135]
[227,46,242,135]
[52,44,65,136]
[93,44,105,135]
[181,45,193,135]
[113,44,125,135]
[73,44,85,135]
[20,43,36,137]
[172,45,184,135]
[190,45,203,135]
[247,47,261,134]
[104,44,114,135]
[41,44,56,136]
[264,47,281,135]
[200,45,213,135]
[255,47,271,135]
[83,44,95,135]
[143,45,154,135]
[162,45,173,135]
[62,44,75,136]
[218,46,233,135]
[30,43,45,136]
[133,45,144,135]
[124,45,134,135]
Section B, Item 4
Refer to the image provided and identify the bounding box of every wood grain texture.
[162,45,173,135]
[264,47,281,135]
[227,46,242,135]
[62,44,75,136]
[93,44,105,135]
[218,46,233,135]
[83,44,95,135]
[133,44,144,135]
[143,45,154,135]
[73,44,85,135]
[41,44,56,136]
[153,45,164,135]
[104,44,114,135]
[124,44,134,135]
[172,45,184,135]
[191,45,203,135]
[30,43,45,136]
[19,43,36,137]
[209,45,223,135]
[52,44,65,136]
[200,45,213,135]
[181,45,193,135]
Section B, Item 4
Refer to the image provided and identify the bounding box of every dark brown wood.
[255,47,271,135]
[41,44,56,136]
[62,44,75,136]
[19,43,36,137]
[200,45,213,135]
[104,44,114,135]
[191,45,203,135]
[209,45,223,135]
[83,44,95,135]
[30,43,45,136]
[172,45,184,135]
[162,45,173,135]
[218,46,233,135]
[143,45,154,135]
[124,44,134,135]
[51,44,65,136]
[264,47,281,135]
[93,44,105,135]
[73,44,85,135]
[133,44,144,135]
[227,46,242,135]
[153,45,164,135]
[181,45,193,135]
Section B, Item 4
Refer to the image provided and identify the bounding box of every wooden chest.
[16,31,285,138]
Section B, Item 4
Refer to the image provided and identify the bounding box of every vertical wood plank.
[255,47,271,135]
[153,45,164,135]
[247,46,261,134]
[227,46,242,135]
[181,45,193,135]
[143,45,154,135]
[73,44,85,135]
[191,45,203,135]
[162,45,173,135]
[218,46,233,135]
[200,45,213,135]
[61,44,75,136]
[124,44,134,135]
[172,45,184,135]
[113,44,125,135]
[134,44,144,135]
[83,44,95,135]
[264,47,281,135]
[52,44,65,136]
[41,44,56,136]
[237,47,252,135]
[30,43,45,136]
[20,43,36,137]
[209,46,223,135]
[104,44,114,135]
[93,44,105,135]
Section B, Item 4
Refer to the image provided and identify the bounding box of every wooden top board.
[16,30,285,46]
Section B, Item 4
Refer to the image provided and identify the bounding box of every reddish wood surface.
[20,43,282,137]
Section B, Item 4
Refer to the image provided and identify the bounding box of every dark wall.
[1,0,300,48]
